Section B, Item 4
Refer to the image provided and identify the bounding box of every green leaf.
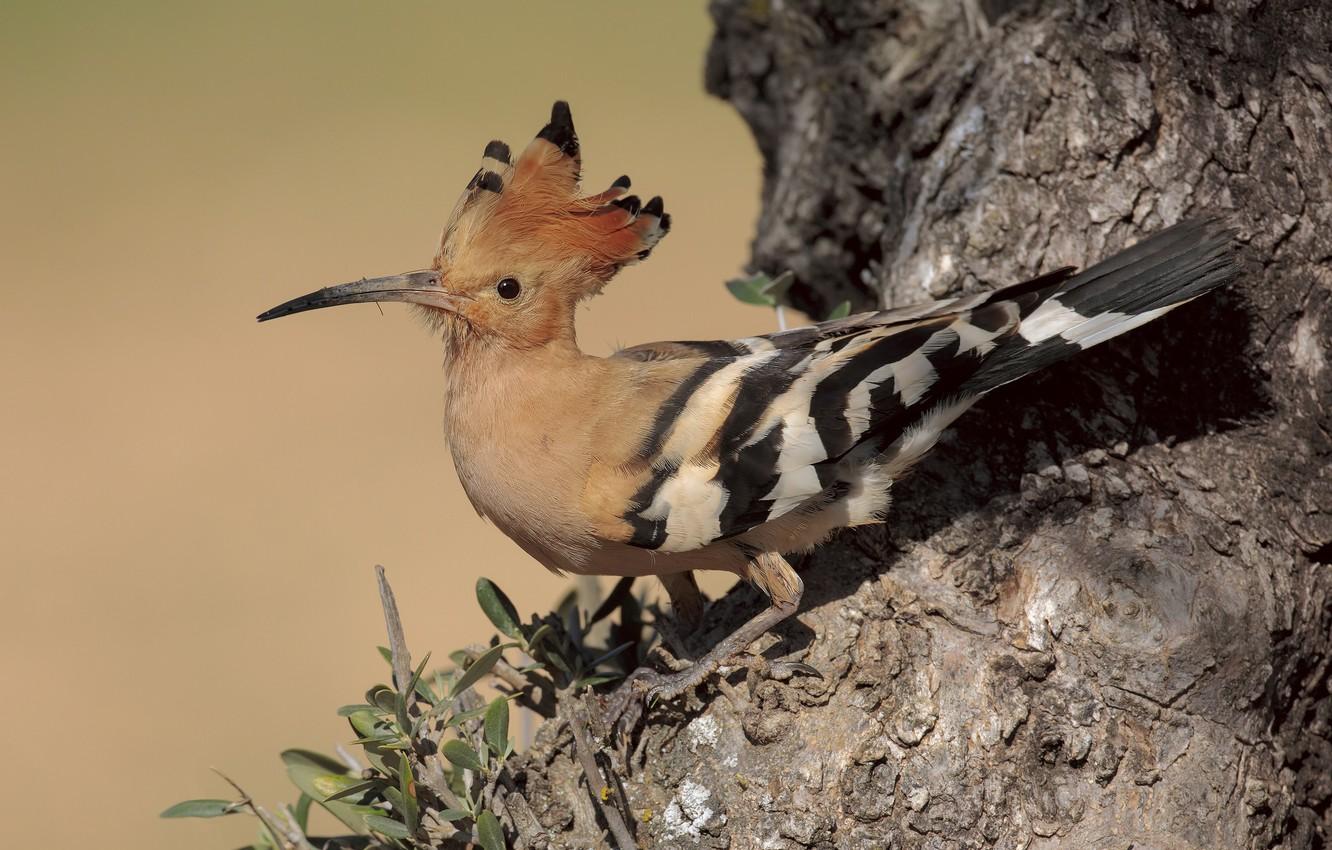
[364,814,411,839]
[543,648,572,674]
[347,709,388,740]
[159,799,238,819]
[391,651,433,731]
[574,673,621,688]
[325,783,383,804]
[444,702,491,730]
[725,274,777,306]
[441,739,484,773]
[451,645,505,698]
[292,793,311,831]
[398,756,419,832]
[477,809,506,850]
[336,703,377,717]
[366,684,398,715]
[312,773,368,800]
[762,270,797,299]
[280,749,349,774]
[436,808,472,822]
[282,751,373,835]
[404,652,431,700]
[824,300,852,321]
[476,578,521,638]
[522,623,554,651]
[484,697,510,759]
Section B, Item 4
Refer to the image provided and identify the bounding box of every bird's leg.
[604,553,804,734]
[658,570,706,658]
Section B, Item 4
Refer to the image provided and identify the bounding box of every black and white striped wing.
[614,218,1237,554]
[615,305,1018,553]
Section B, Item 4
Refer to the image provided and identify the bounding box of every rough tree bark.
[504,2,1332,848]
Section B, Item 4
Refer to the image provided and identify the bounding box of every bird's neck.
[441,335,588,433]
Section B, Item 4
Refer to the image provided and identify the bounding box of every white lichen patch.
[686,714,721,752]
[661,779,721,842]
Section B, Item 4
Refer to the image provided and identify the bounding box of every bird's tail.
[959,217,1240,396]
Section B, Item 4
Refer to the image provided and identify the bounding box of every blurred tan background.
[0,3,768,847]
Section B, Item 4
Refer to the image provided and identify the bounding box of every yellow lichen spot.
[599,785,611,802]
[641,809,653,823]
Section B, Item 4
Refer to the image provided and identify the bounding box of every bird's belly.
[577,539,750,579]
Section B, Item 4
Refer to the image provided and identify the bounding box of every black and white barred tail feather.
[614,218,1239,555]
[957,216,1239,397]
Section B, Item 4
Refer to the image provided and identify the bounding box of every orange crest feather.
[435,102,669,293]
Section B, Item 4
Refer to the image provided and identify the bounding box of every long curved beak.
[256,270,464,322]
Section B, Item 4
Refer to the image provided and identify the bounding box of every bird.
[259,101,1240,723]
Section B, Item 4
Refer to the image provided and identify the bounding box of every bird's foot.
[758,659,823,682]
[600,658,718,740]
[601,654,823,740]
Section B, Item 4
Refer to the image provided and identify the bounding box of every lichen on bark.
[503,1,1332,847]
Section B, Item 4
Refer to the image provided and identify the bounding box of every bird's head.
[258,101,668,352]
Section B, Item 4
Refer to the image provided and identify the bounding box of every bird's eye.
[496,278,521,300]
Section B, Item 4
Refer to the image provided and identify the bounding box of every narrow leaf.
[484,697,510,759]
[159,799,238,819]
[476,809,506,850]
[322,779,380,803]
[347,709,389,740]
[404,652,431,701]
[759,270,797,299]
[444,703,491,730]
[436,808,472,822]
[824,300,852,320]
[522,623,553,651]
[451,645,505,698]
[476,578,521,638]
[398,756,419,832]
[313,774,378,807]
[292,793,312,831]
[364,814,411,839]
[543,648,571,674]
[336,703,377,717]
[284,759,373,835]
[441,739,484,773]
[280,749,349,775]
[366,685,398,715]
[725,275,777,306]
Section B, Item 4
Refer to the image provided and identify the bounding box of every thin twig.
[375,565,412,692]
[463,643,533,691]
[461,644,556,718]
[335,744,365,774]
[565,693,639,850]
[211,768,314,850]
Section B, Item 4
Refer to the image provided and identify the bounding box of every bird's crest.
[435,101,669,298]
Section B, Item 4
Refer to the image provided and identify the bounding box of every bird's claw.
[602,655,826,741]
[769,660,823,680]
[600,667,662,740]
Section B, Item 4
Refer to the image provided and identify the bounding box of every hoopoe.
[260,102,1239,723]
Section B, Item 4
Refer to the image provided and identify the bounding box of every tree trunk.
[507,2,1332,847]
